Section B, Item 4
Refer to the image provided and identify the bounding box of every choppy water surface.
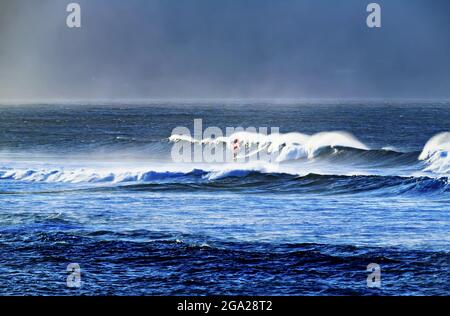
[0,101,449,295]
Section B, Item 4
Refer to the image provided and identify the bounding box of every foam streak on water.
[0,102,449,296]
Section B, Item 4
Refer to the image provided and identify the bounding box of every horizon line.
[1,97,450,105]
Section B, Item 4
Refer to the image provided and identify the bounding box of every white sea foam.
[0,163,196,184]
[170,130,369,162]
[0,160,286,184]
[1,132,449,185]
[419,132,450,174]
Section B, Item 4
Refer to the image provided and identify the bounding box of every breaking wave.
[170,130,449,176]
[0,131,448,197]
[419,132,450,174]
[0,164,448,197]
[170,130,369,161]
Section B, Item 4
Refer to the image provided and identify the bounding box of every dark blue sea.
[0,101,449,295]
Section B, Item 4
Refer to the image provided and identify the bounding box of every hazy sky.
[1,0,450,100]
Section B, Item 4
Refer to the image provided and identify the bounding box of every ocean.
[0,101,448,295]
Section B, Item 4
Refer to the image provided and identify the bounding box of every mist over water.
[0,1,449,296]
[1,0,450,100]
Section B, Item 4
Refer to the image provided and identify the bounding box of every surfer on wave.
[232,138,240,161]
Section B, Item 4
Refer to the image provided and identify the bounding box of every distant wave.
[170,130,449,175]
[0,165,448,197]
[0,167,200,184]
[0,132,448,194]
[170,130,368,160]
[126,173,449,196]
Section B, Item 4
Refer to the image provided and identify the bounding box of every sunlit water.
[0,102,449,295]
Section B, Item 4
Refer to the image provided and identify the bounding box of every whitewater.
[1,130,448,186]
[0,102,449,296]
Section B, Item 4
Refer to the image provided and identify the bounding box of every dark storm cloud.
[0,0,450,100]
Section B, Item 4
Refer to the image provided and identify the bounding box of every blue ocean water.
[0,101,449,295]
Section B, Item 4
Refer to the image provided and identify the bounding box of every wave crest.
[170,130,369,161]
[1,166,448,196]
[0,168,199,184]
[419,132,450,174]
